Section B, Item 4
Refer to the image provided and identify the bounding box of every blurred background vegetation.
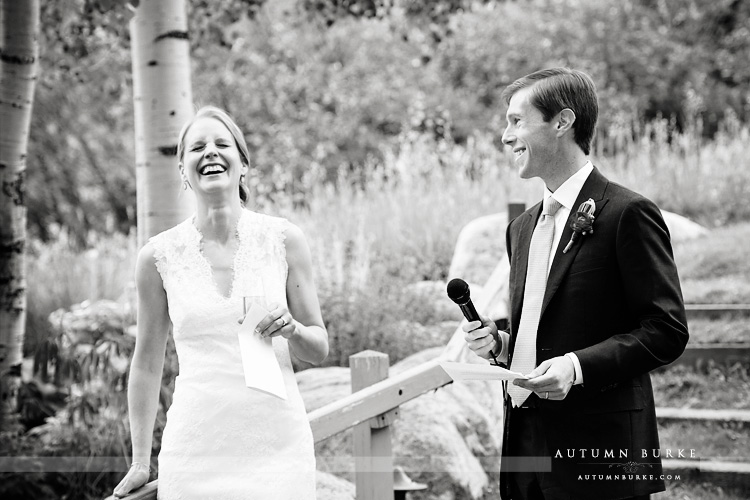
[25,0,750,352]
[30,0,750,243]
[5,0,750,498]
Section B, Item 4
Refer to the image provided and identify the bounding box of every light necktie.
[508,196,563,407]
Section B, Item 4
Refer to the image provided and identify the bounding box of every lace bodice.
[151,209,289,333]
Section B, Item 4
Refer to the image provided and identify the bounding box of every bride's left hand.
[256,303,297,339]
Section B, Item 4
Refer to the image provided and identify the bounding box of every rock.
[446,212,511,343]
[392,349,503,500]
[392,395,491,500]
[298,347,504,500]
[298,366,351,414]
[316,470,355,499]
[449,213,508,285]
[297,366,354,481]
[388,320,457,355]
[661,210,709,242]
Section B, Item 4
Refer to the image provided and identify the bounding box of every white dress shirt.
[495,162,593,385]
[544,162,592,385]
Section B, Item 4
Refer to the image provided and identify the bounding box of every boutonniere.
[562,198,596,253]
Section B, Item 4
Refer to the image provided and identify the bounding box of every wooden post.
[508,202,526,221]
[351,350,396,500]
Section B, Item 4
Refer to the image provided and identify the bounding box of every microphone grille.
[446,278,470,304]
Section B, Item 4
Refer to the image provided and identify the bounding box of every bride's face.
[181,117,246,199]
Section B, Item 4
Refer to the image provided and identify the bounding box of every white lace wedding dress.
[148,209,316,500]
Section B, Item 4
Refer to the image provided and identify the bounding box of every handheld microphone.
[447,278,500,364]
[446,278,481,322]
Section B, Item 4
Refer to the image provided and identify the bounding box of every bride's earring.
[179,163,190,191]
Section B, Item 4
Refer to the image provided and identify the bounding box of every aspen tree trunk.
[0,0,40,427]
[131,0,194,246]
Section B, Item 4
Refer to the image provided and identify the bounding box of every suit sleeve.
[573,198,689,389]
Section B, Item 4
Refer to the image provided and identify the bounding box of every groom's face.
[501,86,559,182]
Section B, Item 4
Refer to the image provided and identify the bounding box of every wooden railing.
[684,303,750,317]
[666,303,750,368]
[106,352,453,500]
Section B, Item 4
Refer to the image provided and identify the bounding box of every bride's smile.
[181,117,243,196]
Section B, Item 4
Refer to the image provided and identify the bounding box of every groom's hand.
[462,314,499,360]
[513,356,575,400]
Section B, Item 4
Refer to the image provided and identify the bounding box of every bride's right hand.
[113,462,150,498]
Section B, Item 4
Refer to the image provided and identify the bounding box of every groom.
[463,68,689,499]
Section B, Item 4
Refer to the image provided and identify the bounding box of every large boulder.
[297,366,353,480]
[446,211,511,332]
[391,348,504,500]
[661,210,709,242]
[316,470,355,499]
[388,319,459,356]
[298,366,351,413]
[448,213,508,286]
[298,347,504,500]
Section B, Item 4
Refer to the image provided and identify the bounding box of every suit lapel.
[540,167,610,316]
[510,202,542,336]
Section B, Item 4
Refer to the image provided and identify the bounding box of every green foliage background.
[28,0,750,243]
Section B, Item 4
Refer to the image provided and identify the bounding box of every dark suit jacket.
[500,167,689,499]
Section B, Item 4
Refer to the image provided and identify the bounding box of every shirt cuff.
[565,352,584,385]
[489,331,510,364]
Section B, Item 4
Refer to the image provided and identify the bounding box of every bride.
[113,106,328,499]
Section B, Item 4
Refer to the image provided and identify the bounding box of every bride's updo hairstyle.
[177,106,251,205]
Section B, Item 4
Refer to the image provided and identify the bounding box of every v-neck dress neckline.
[190,210,245,301]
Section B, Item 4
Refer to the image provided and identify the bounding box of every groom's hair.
[502,68,598,155]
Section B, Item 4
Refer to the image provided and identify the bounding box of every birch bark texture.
[131,0,194,246]
[0,0,39,424]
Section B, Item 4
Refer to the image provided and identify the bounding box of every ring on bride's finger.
[279,318,287,327]
[544,392,549,399]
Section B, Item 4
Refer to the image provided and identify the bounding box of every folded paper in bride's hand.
[439,361,528,382]
[238,302,288,400]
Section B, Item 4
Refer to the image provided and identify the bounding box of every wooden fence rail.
[309,357,452,442]
[684,304,750,316]
[662,343,750,368]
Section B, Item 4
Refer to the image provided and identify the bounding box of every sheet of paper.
[237,302,287,400]
[439,361,528,382]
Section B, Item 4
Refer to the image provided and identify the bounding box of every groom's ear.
[555,108,576,137]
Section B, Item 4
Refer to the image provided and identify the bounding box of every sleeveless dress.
[149,209,316,500]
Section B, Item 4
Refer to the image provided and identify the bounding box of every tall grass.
[672,221,750,304]
[597,114,750,226]
[291,135,523,284]
[276,135,538,365]
[25,231,137,355]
